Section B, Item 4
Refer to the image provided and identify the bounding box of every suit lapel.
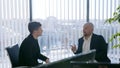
[90,34,95,49]
[80,38,84,52]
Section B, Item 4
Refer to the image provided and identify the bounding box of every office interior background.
[0,0,120,67]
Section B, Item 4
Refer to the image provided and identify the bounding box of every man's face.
[83,24,93,36]
[35,27,43,36]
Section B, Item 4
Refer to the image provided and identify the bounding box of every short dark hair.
[28,21,42,34]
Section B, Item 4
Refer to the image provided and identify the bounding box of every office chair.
[6,44,30,68]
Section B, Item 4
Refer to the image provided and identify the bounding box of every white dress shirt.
[82,34,92,53]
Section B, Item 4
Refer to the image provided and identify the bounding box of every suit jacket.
[75,34,111,62]
[19,34,48,66]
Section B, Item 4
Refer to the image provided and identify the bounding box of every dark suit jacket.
[19,34,48,66]
[75,34,111,62]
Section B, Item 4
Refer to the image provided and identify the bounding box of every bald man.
[71,23,111,63]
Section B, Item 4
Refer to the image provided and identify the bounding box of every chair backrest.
[6,44,19,67]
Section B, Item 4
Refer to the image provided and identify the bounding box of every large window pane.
[32,0,87,62]
[32,0,87,20]
[0,0,30,67]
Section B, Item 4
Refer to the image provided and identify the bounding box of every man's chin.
[39,35,42,36]
[83,34,87,37]
[38,34,42,36]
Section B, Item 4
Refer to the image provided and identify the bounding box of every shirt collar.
[83,34,93,41]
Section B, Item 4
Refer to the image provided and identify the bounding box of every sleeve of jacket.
[38,53,48,61]
[96,35,110,62]
[37,47,48,61]
[75,38,82,54]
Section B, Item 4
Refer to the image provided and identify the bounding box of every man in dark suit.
[71,23,111,63]
[19,22,50,66]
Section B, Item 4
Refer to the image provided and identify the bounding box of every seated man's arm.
[37,48,50,63]
[96,35,110,62]
[74,39,82,54]
[38,53,48,61]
